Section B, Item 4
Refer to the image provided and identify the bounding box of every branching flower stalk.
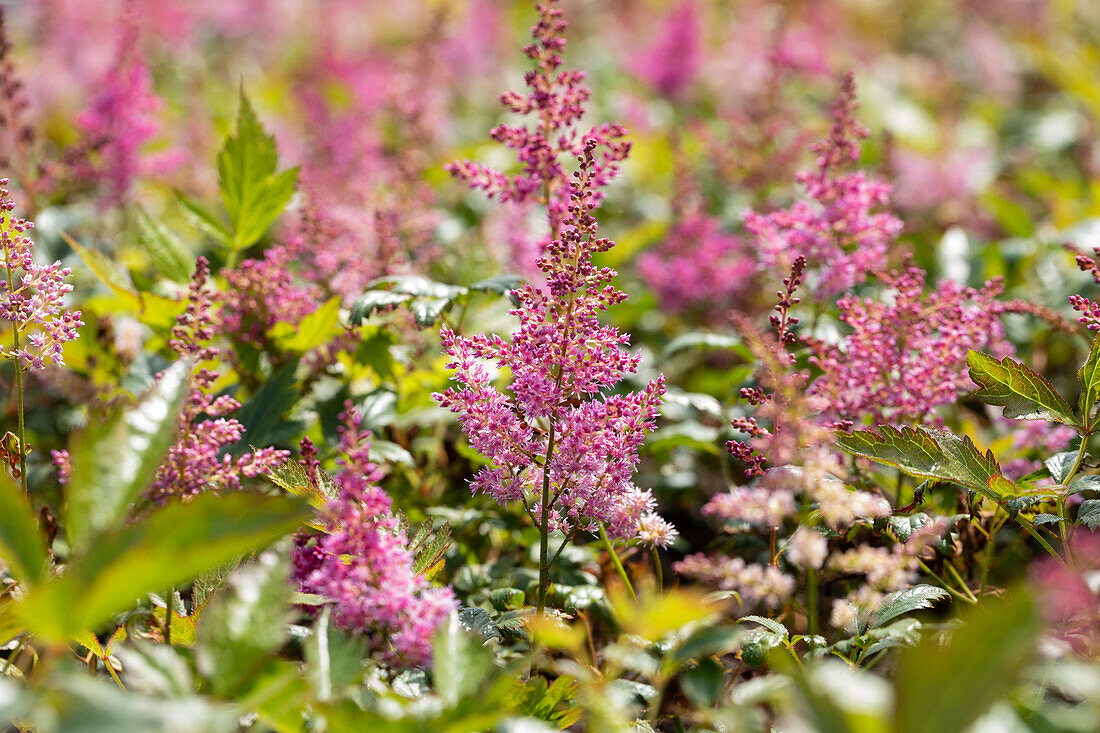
[0,178,82,491]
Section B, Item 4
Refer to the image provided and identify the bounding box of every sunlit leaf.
[967,351,1076,425]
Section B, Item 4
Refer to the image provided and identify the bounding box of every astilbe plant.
[293,401,458,667]
[0,178,81,488]
[436,141,672,616]
[447,0,630,271]
[147,256,287,503]
[808,266,1010,425]
[744,72,902,297]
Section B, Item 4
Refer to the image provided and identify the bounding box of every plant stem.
[3,214,26,493]
[651,547,663,594]
[945,562,978,604]
[536,423,557,619]
[164,588,173,645]
[600,523,635,601]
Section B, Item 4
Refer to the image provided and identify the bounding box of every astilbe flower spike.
[0,180,82,372]
[293,401,457,667]
[147,257,287,503]
[435,141,672,613]
[447,0,630,262]
[744,72,903,297]
[808,266,1009,425]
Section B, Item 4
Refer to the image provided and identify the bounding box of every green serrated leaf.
[737,615,789,638]
[65,360,190,552]
[19,492,308,640]
[217,90,298,252]
[1079,333,1100,429]
[0,472,47,582]
[837,425,1008,501]
[1077,500,1100,528]
[133,207,195,283]
[966,350,1077,425]
[869,584,950,629]
[196,549,293,696]
[1045,450,1079,484]
[176,191,231,246]
[681,656,725,708]
[348,290,414,324]
[269,297,341,353]
[1067,474,1100,494]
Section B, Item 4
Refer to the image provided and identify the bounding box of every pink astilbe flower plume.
[447,0,630,264]
[293,401,458,667]
[632,0,702,100]
[147,257,287,503]
[808,266,1009,425]
[75,14,180,207]
[436,140,671,548]
[0,179,82,371]
[744,72,902,297]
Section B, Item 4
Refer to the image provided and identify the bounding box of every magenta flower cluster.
[446,0,630,243]
[744,73,902,297]
[75,18,179,207]
[0,179,82,371]
[220,246,320,350]
[637,212,755,315]
[809,266,1009,424]
[436,143,671,547]
[631,0,701,101]
[147,257,287,503]
[294,401,457,667]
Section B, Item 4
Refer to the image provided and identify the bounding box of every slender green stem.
[1014,515,1066,566]
[651,547,663,595]
[945,562,978,604]
[3,214,27,493]
[104,658,126,691]
[601,523,635,601]
[917,559,977,605]
[164,588,173,645]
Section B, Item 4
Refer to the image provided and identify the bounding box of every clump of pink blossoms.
[809,266,1009,425]
[631,0,701,101]
[293,401,457,667]
[636,212,755,316]
[147,257,287,503]
[447,0,630,271]
[437,143,669,548]
[744,72,902,297]
[75,17,180,207]
[0,178,82,371]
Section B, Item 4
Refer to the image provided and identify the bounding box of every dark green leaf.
[20,492,308,640]
[1032,513,1063,526]
[458,607,502,642]
[217,90,298,251]
[348,290,414,323]
[231,359,299,453]
[661,332,752,361]
[1067,474,1100,494]
[681,657,726,708]
[868,584,950,629]
[469,274,524,295]
[196,549,293,696]
[0,472,47,582]
[966,351,1076,425]
[1077,500,1100,529]
[64,360,190,552]
[671,625,743,665]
